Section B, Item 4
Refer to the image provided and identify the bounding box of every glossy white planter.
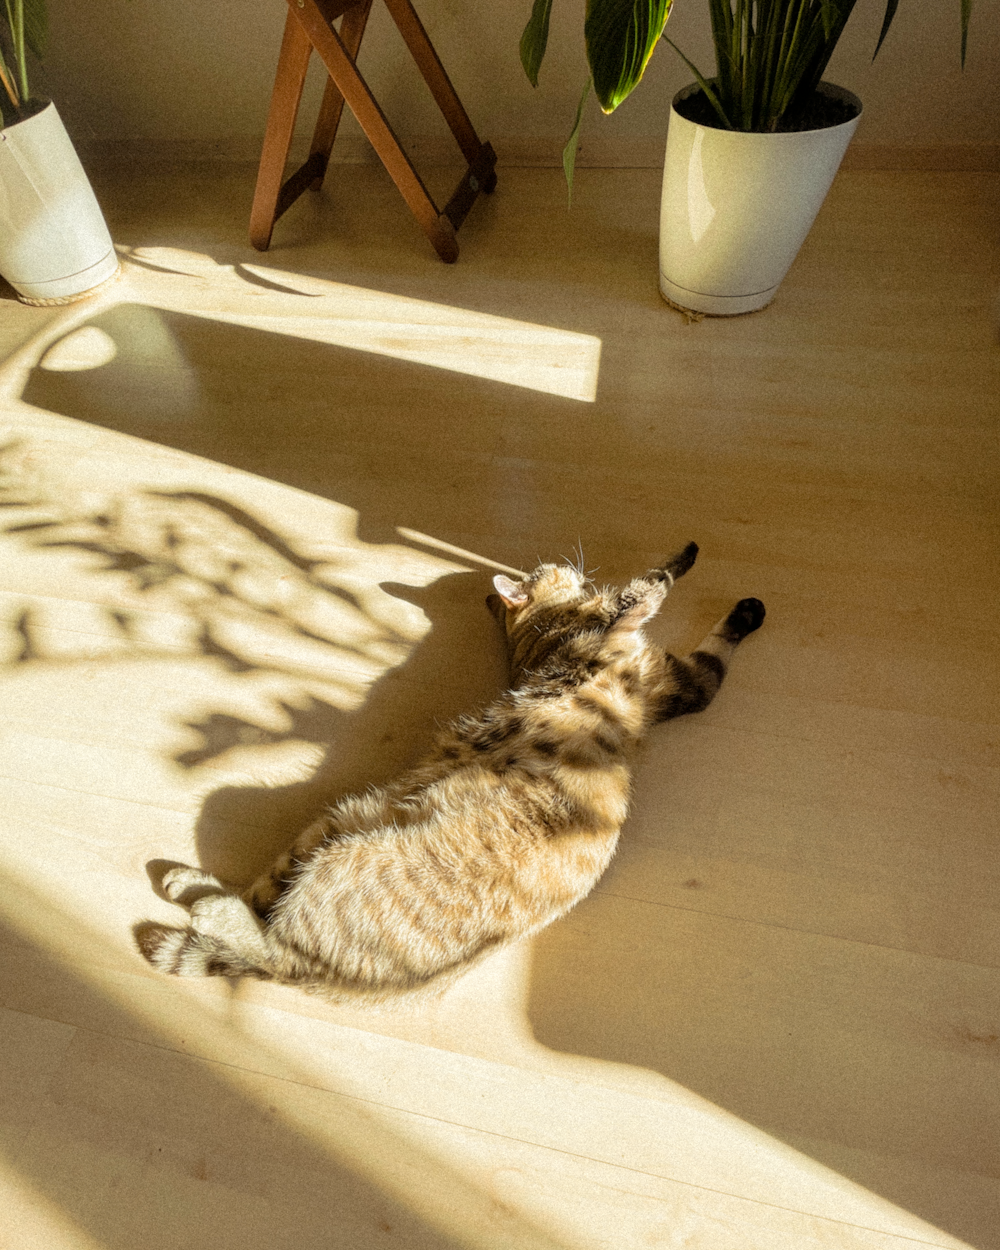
[0,101,118,304]
[659,82,861,315]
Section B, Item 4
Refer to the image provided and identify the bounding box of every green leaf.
[562,76,591,204]
[585,0,672,114]
[520,0,554,87]
[818,0,838,41]
[1,0,45,107]
[22,0,46,62]
[0,41,19,113]
[960,0,972,67]
[662,36,734,128]
[871,0,899,60]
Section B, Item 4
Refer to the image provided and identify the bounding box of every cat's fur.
[136,543,764,1001]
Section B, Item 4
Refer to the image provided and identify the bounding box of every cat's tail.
[134,865,311,982]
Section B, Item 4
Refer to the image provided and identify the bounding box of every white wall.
[35,0,1000,164]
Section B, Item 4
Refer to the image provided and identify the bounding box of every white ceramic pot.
[659,82,861,315]
[0,101,118,305]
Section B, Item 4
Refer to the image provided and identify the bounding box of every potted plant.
[521,0,974,314]
[0,0,118,305]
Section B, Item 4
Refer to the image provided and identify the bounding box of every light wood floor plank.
[0,163,996,1249]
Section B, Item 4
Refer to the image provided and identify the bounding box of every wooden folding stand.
[250,0,497,262]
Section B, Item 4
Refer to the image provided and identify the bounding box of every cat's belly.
[517,824,622,917]
[270,771,627,987]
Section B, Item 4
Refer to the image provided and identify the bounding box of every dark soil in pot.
[675,87,860,133]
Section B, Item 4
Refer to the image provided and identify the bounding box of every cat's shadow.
[194,572,509,888]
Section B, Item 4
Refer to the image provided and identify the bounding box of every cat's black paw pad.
[725,598,766,641]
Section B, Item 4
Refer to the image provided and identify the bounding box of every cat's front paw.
[666,541,699,580]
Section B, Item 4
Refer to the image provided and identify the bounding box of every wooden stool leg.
[292,0,459,262]
[307,0,375,190]
[381,0,491,184]
[250,11,314,250]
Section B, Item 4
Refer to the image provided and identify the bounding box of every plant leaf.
[1,0,45,107]
[960,0,972,67]
[520,0,554,87]
[818,0,838,41]
[562,76,591,203]
[22,0,46,62]
[0,42,19,112]
[585,0,672,114]
[871,0,899,60]
[662,36,734,128]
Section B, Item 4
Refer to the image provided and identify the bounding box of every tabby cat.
[136,543,764,1001]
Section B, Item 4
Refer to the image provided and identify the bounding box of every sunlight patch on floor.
[0,867,569,1250]
[0,416,977,1249]
[0,1161,105,1250]
[26,247,601,403]
[0,852,975,1250]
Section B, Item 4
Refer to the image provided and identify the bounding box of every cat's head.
[487,562,669,677]
[487,563,589,625]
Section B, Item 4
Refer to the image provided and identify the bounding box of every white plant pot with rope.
[659,81,862,316]
[0,100,118,305]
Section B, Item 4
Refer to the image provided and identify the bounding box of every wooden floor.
[0,160,997,1250]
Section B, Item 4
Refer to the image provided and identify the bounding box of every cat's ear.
[612,580,666,633]
[493,574,530,609]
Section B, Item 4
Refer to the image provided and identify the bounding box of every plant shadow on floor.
[0,296,564,1240]
[14,299,570,884]
[0,461,508,888]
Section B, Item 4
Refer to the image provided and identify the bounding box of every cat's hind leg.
[135,864,276,978]
[159,863,227,907]
[653,598,765,721]
[244,815,330,919]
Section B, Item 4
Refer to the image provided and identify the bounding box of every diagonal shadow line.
[0,880,567,1250]
[233,264,327,297]
[526,892,997,1249]
[116,252,325,298]
[16,300,595,548]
